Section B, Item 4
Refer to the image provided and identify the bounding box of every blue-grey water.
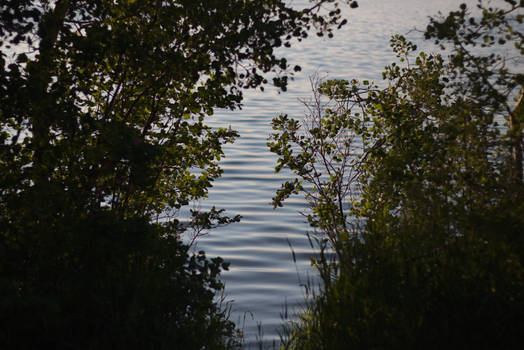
[192,0,481,347]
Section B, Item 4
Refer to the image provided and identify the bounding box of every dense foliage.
[270,1,524,348]
[0,0,356,348]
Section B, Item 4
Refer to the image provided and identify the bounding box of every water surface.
[195,0,480,346]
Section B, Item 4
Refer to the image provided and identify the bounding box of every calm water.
[194,0,479,346]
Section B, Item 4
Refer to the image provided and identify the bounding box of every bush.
[271,1,524,348]
[0,208,239,349]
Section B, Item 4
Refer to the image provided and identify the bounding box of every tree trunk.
[29,0,70,189]
[509,89,523,187]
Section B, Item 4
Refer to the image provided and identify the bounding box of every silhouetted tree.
[0,0,356,348]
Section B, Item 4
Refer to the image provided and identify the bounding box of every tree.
[0,0,356,348]
[270,1,524,348]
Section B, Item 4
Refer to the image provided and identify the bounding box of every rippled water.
[194,0,479,346]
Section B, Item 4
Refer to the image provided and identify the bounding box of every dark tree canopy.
[0,0,355,218]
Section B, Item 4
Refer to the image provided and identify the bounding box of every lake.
[194,0,480,347]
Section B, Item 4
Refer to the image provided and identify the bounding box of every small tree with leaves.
[270,1,523,348]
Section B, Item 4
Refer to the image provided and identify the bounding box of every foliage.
[1,210,238,349]
[0,0,356,348]
[270,1,524,348]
